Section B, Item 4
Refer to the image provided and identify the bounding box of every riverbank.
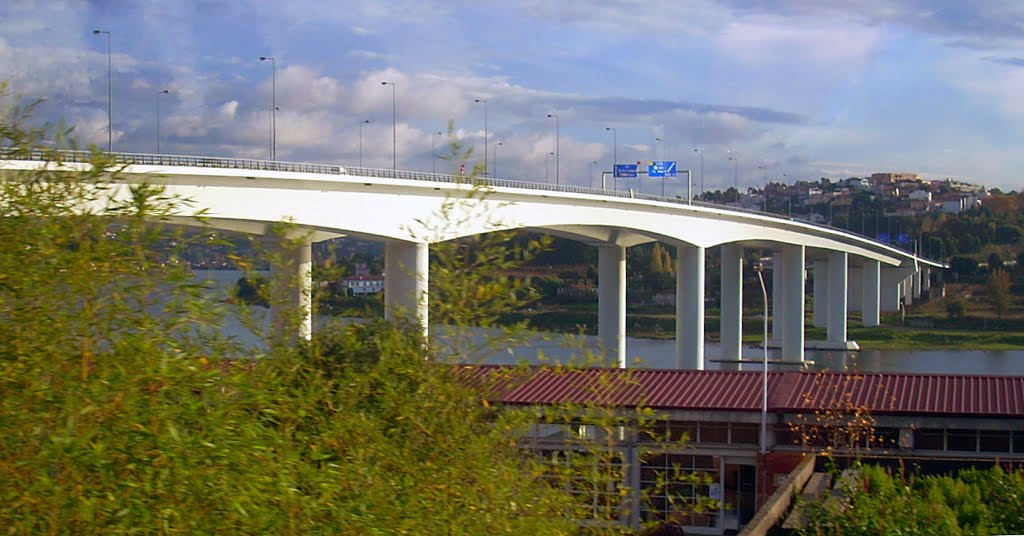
[508,310,1024,351]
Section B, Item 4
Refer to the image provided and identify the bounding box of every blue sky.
[2,0,1022,194]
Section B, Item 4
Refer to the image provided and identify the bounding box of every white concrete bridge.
[1,150,945,369]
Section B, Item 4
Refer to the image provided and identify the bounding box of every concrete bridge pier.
[384,240,429,339]
[270,238,313,341]
[812,260,828,329]
[676,244,705,370]
[598,245,627,367]
[781,245,805,363]
[881,267,908,312]
[862,259,881,327]
[719,243,743,367]
[903,274,914,306]
[847,267,862,313]
[921,266,931,295]
[826,251,848,344]
[771,255,786,348]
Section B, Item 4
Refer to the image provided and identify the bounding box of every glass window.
[947,429,977,452]
[668,422,697,443]
[731,424,760,444]
[700,423,729,443]
[914,429,944,450]
[979,430,1011,453]
[1014,431,1024,454]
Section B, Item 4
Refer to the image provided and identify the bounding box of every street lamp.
[156,89,169,155]
[381,81,396,170]
[259,56,276,160]
[358,119,371,167]
[432,130,442,174]
[475,98,488,177]
[589,160,598,189]
[693,148,704,200]
[92,29,112,151]
[494,141,502,178]
[545,151,554,183]
[753,262,770,455]
[759,165,768,213]
[605,127,617,190]
[728,154,738,202]
[547,113,559,185]
[655,136,664,161]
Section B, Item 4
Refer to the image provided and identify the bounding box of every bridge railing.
[1,147,920,256]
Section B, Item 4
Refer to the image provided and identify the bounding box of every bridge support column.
[862,260,881,327]
[771,254,786,347]
[385,240,429,339]
[921,267,931,295]
[812,260,828,329]
[912,269,922,300]
[270,239,313,341]
[782,245,805,363]
[881,267,907,312]
[827,251,848,343]
[599,245,627,367]
[676,245,705,370]
[847,267,862,313]
[720,244,743,366]
[903,274,914,306]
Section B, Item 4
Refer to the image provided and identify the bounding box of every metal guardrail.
[1,147,923,257]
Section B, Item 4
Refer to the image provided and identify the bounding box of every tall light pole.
[259,56,276,160]
[759,165,768,213]
[92,29,112,151]
[728,154,738,202]
[358,119,370,167]
[156,89,169,154]
[381,81,396,170]
[432,130,442,174]
[475,98,488,177]
[589,160,597,189]
[693,148,704,200]
[606,127,617,190]
[655,136,664,161]
[545,151,554,183]
[547,113,559,185]
[494,141,502,178]
[753,262,770,455]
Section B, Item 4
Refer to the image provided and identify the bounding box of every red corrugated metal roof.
[458,365,1024,418]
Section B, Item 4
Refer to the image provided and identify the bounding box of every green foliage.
[986,268,1012,319]
[946,299,968,320]
[797,465,1024,536]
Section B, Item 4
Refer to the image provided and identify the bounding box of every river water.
[195,270,1024,375]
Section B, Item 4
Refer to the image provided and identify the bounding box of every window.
[979,430,1011,453]
[1014,431,1024,454]
[914,428,944,451]
[731,424,760,445]
[700,423,729,444]
[947,429,977,452]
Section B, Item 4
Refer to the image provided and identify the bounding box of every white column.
[903,275,914,306]
[862,259,881,327]
[271,239,313,340]
[912,269,922,300]
[812,260,828,328]
[847,267,862,313]
[827,251,848,343]
[771,253,786,345]
[880,267,904,312]
[782,245,805,363]
[720,244,743,365]
[385,240,429,338]
[676,245,705,369]
[599,245,627,367]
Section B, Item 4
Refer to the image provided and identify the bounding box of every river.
[195,270,1024,375]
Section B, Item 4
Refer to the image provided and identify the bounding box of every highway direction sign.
[614,164,638,178]
[648,160,677,178]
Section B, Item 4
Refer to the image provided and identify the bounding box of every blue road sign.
[614,164,638,178]
[648,161,677,178]
[877,233,890,243]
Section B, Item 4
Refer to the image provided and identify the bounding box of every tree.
[986,269,1012,320]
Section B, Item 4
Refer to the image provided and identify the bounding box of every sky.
[1,0,1022,196]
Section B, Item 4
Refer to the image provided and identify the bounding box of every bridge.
[1,150,945,369]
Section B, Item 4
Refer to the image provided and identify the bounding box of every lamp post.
[589,160,597,189]
[605,127,617,190]
[753,262,770,455]
[259,56,276,160]
[432,130,442,174]
[728,154,738,202]
[545,151,554,183]
[475,98,488,177]
[156,89,169,154]
[92,29,112,151]
[655,136,664,161]
[359,119,370,167]
[494,141,502,178]
[759,165,768,213]
[547,113,559,185]
[381,81,396,170]
[693,148,704,200]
